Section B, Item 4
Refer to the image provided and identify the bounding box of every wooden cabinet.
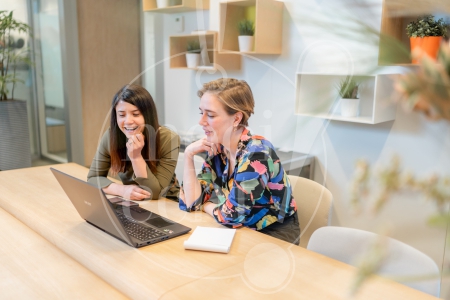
[295,73,398,124]
[170,31,241,70]
[219,0,283,54]
[142,0,209,13]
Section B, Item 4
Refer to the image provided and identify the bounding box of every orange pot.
[409,36,443,63]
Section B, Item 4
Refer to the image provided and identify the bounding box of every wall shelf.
[294,73,398,124]
[143,0,209,13]
[219,0,283,54]
[169,31,241,70]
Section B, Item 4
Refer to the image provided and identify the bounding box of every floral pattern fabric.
[179,128,297,230]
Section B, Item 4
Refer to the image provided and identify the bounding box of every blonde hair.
[198,78,255,126]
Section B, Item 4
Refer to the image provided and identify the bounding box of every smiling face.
[115,100,145,138]
[199,92,240,145]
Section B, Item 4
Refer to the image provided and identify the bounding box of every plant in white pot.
[185,40,201,69]
[237,19,254,52]
[156,0,170,8]
[337,76,360,117]
[0,10,33,170]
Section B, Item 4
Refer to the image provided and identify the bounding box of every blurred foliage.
[349,155,450,294]
[395,43,450,121]
[351,155,450,218]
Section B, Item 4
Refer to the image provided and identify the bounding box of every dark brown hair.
[109,84,161,175]
[197,78,255,126]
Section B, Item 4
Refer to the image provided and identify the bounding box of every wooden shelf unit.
[169,32,241,70]
[294,73,398,124]
[142,0,209,13]
[219,0,283,54]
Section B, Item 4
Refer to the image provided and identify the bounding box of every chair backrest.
[175,152,205,184]
[288,175,333,248]
[307,226,441,297]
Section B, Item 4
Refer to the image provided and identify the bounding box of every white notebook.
[183,226,236,254]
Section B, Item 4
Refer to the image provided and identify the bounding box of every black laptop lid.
[50,168,134,246]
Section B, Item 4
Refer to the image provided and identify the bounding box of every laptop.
[50,168,191,248]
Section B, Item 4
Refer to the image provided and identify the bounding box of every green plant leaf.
[238,19,254,36]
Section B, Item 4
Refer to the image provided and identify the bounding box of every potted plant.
[185,40,201,68]
[336,76,360,117]
[0,10,32,170]
[156,0,170,8]
[156,0,181,9]
[237,19,254,52]
[406,15,448,63]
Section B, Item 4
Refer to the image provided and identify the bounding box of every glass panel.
[32,0,67,162]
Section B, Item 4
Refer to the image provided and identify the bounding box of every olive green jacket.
[87,126,180,200]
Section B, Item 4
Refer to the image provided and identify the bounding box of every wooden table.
[0,206,125,299]
[0,163,438,299]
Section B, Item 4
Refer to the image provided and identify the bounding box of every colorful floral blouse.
[179,128,297,230]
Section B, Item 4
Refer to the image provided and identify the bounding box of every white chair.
[288,175,333,248]
[175,152,205,184]
[307,226,441,297]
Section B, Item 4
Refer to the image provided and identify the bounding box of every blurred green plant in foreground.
[395,42,450,121]
[349,154,450,295]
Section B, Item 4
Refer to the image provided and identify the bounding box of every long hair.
[109,84,161,175]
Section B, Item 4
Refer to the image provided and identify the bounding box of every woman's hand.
[126,133,145,160]
[185,137,220,158]
[122,184,151,200]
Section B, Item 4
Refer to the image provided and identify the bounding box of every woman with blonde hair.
[179,78,300,245]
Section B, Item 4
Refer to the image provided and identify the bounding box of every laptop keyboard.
[116,212,166,241]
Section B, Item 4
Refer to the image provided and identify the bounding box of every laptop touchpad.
[146,217,174,228]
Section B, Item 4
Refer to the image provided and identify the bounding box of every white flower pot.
[186,53,201,68]
[238,36,254,52]
[340,98,360,117]
[156,0,170,8]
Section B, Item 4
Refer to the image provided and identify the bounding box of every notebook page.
[183,226,236,253]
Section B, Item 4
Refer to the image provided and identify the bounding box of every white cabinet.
[294,73,398,124]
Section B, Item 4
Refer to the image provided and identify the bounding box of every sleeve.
[133,129,180,200]
[212,151,271,229]
[87,131,115,188]
[178,157,216,212]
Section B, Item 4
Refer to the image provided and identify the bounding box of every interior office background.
[3,0,450,297]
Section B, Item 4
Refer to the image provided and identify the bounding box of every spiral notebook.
[184,226,236,254]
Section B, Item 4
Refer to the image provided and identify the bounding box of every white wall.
[143,0,450,297]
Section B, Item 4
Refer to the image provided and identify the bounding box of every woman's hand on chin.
[185,137,220,158]
[126,133,145,160]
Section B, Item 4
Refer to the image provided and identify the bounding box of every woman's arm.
[103,183,150,200]
[132,128,180,199]
[179,137,217,210]
[87,130,150,201]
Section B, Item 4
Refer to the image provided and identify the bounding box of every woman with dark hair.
[87,84,180,200]
[179,78,300,245]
